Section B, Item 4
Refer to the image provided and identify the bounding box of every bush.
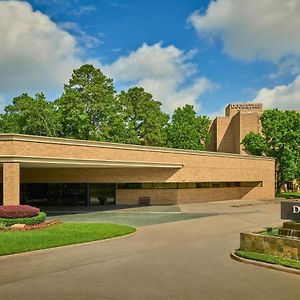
[0,212,46,226]
[0,205,40,219]
[0,223,8,231]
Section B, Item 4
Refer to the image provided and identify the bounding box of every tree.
[56,64,123,141]
[0,93,60,136]
[117,87,169,146]
[167,104,211,150]
[242,110,300,193]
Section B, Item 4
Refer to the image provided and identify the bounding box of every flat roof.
[0,133,275,161]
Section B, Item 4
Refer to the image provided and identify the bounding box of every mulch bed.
[9,220,62,231]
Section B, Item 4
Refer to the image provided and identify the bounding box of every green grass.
[0,223,136,256]
[235,250,300,270]
[259,228,279,236]
[278,192,300,199]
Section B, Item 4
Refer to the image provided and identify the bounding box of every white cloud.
[60,22,102,49]
[188,0,300,62]
[102,43,215,112]
[251,75,300,109]
[0,2,215,113]
[0,0,82,98]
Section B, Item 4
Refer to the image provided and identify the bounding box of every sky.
[1,0,300,117]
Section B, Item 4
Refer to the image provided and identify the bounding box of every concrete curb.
[0,229,137,261]
[230,252,300,276]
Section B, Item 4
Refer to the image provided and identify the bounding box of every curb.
[230,252,300,276]
[0,229,137,261]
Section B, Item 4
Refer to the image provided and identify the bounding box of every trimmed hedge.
[235,250,300,270]
[0,212,46,226]
[0,205,40,218]
[278,192,300,199]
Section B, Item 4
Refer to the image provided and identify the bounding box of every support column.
[3,162,20,206]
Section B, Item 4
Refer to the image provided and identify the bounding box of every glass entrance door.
[89,183,116,205]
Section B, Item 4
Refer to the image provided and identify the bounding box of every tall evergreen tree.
[167,104,211,150]
[118,87,169,146]
[56,64,124,141]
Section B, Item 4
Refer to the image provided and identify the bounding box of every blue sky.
[1,0,300,116]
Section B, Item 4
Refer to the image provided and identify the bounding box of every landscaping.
[0,223,136,256]
[0,205,46,226]
[235,250,300,270]
[278,192,300,199]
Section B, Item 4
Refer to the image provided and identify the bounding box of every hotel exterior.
[208,103,264,155]
[208,103,300,155]
[0,134,275,207]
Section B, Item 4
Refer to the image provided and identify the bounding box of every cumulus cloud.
[251,76,300,110]
[102,43,215,112]
[0,0,82,97]
[0,1,214,113]
[188,0,300,62]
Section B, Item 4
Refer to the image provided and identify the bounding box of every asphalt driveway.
[1,200,299,300]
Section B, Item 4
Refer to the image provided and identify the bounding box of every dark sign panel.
[281,200,300,222]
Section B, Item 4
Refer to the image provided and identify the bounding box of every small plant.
[0,222,7,231]
[0,205,40,219]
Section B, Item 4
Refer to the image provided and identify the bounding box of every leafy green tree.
[242,110,300,193]
[118,87,169,146]
[56,64,123,141]
[167,104,211,150]
[242,132,267,156]
[0,93,60,136]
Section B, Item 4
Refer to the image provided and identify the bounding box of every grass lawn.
[278,192,300,199]
[235,250,300,270]
[0,223,136,256]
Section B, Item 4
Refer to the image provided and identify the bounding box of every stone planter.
[240,231,300,260]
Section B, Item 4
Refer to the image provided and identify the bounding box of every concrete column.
[3,162,20,206]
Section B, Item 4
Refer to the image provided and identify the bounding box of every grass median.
[0,223,136,256]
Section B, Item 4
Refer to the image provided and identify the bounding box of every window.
[117,181,262,189]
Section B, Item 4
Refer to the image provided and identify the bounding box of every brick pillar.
[3,163,20,206]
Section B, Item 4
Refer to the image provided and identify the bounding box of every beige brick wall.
[239,113,261,154]
[178,186,273,203]
[208,104,266,154]
[3,163,20,205]
[116,189,178,205]
[0,135,276,204]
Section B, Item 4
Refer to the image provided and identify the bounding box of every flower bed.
[10,220,62,231]
[0,205,40,218]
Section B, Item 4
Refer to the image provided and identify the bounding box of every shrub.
[0,205,40,219]
[0,222,8,231]
[0,212,46,226]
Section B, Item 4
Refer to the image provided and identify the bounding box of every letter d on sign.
[292,206,300,213]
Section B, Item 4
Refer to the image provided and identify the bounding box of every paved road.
[0,200,299,300]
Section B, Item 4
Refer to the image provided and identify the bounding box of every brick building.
[0,134,274,206]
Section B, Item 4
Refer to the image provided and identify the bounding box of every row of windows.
[117,181,262,190]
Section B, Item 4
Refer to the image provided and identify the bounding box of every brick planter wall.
[240,232,300,260]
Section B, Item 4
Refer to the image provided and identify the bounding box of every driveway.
[0,200,299,300]
[45,205,217,227]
